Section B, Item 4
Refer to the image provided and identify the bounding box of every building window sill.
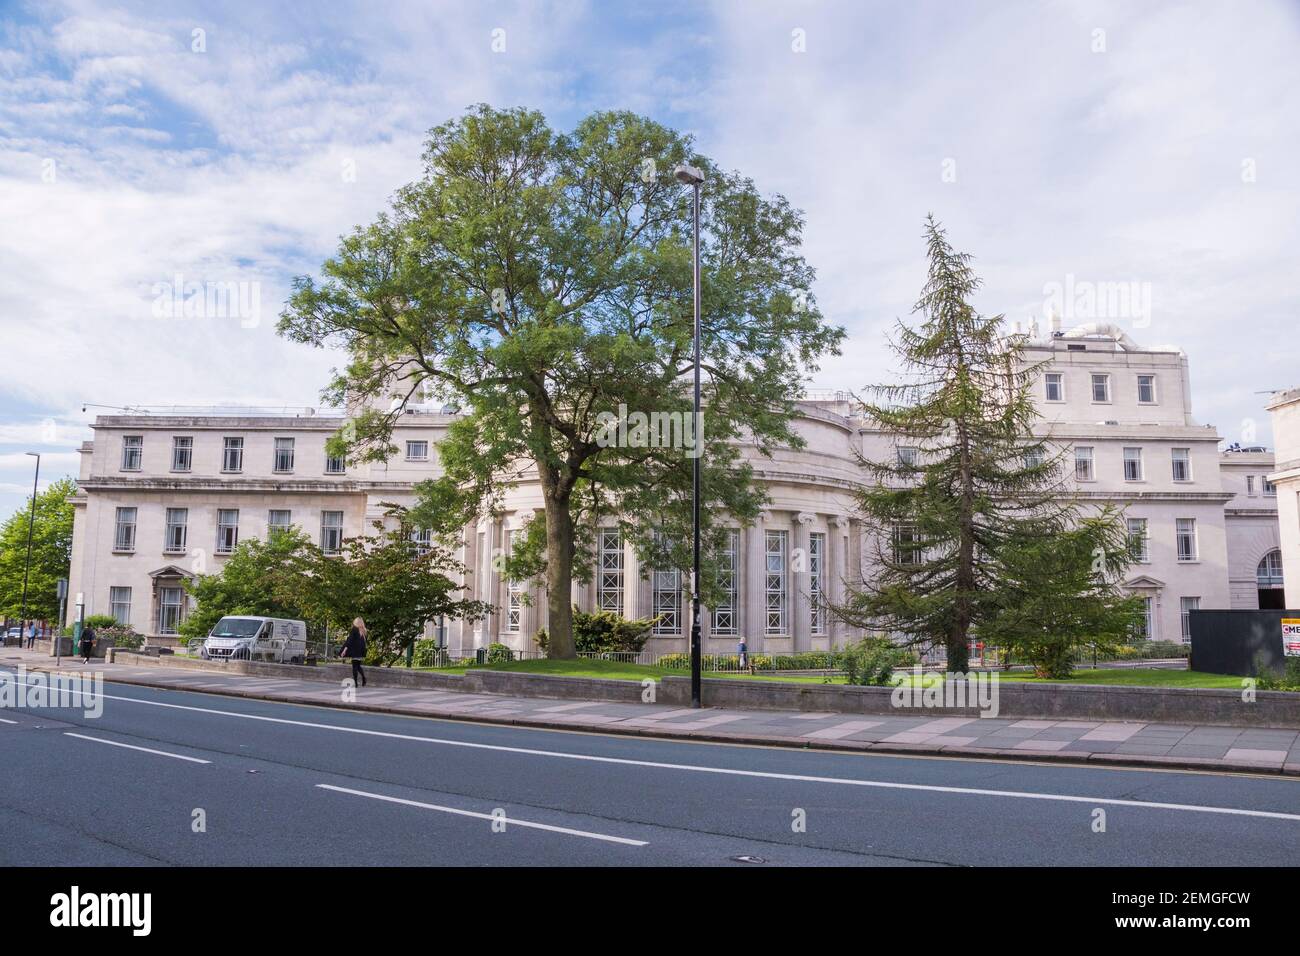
[111,549,135,555]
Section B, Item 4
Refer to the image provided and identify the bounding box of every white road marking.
[64,732,211,764]
[316,784,648,846]
[0,716,18,724]
[11,673,1300,823]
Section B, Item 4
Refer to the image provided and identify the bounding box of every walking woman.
[342,617,367,688]
[79,624,95,664]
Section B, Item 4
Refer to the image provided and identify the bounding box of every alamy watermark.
[595,403,703,458]
[149,273,261,328]
[1042,273,1152,328]
[1,666,103,718]
[890,666,1000,718]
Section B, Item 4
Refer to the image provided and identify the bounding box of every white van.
[202,616,307,665]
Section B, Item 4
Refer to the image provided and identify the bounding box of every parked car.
[4,626,21,645]
[201,616,307,664]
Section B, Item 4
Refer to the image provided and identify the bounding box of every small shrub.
[98,625,143,650]
[838,638,908,686]
[83,614,119,630]
[1257,657,1300,692]
[485,642,515,665]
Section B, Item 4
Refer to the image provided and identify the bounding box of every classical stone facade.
[66,324,1284,653]
[1266,387,1300,608]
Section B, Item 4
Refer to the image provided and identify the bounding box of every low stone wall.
[658,675,1300,729]
[102,652,1300,728]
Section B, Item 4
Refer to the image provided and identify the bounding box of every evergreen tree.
[839,215,1129,671]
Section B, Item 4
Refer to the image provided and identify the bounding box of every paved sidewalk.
[6,648,1300,776]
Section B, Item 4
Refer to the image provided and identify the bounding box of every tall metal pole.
[18,453,39,645]
[689,181,702,709]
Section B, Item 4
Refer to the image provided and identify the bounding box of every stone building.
[66,323,1283,654]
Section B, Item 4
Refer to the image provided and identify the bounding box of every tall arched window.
[1257,549,1284,587]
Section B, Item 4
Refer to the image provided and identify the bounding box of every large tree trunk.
[542,486,577,659]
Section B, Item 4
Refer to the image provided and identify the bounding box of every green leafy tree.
[290,522,488,664]
[178,527,314,641]
[984,513,1144,678]
[838,216,1115,672]
[0,476,76,622]
[278,106,843,657]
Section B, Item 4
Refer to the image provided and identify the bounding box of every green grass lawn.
[456,658,1245,690]
[992,668,1243,689]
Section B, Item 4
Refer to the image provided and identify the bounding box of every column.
[744,512,768,651]
[792,512,815,652]
[828,515,848,647]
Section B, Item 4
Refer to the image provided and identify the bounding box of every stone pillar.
[744,512,768,651]
[481,517,502,646]
[792,512,815,652]
[828,516,848,647]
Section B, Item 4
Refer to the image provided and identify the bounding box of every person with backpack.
[79,624,96,663]
[342,617,368,688]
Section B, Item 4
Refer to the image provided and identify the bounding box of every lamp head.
[673,164,705,186]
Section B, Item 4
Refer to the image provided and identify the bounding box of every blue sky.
[1,0,1298,517]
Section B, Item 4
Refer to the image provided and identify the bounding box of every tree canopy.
[279,106,843,656]
[0,475,76,622]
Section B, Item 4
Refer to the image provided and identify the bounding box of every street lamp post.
[18,452,40,646]
[674,164,705,709]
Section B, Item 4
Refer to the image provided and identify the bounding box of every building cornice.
[75,477,413,495]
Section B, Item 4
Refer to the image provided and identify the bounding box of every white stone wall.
[1267,388,1300,608]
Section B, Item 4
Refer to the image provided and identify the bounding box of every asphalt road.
[3,667,1299,866]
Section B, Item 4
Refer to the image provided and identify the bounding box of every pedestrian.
[25,621,37,650]
[79,624,95,664]
[342,617,367,688]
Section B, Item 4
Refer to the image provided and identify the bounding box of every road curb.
[26,664,1299,778]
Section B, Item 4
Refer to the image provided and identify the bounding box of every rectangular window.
[405,440,429,461]
[222,437,243,473]
[121,435,143,471]
[1126,518,1149,562]
[1176,518,1197,562]
[505,529,523,632]
[273,437,295,473]
[1137,374,1156,404]
[158,587,184,635]
[1074,446,1094,481]
[651,531,681,636]
[1132,596,1153,640]
[164,507,188,553]
[216,509,239,554]
[1023,447,1045,470]
[1263,477,1277,496]
[597,529,624,615]
[1044,372,1063,402]
[114,507,137,551]
[897,446,920,468]
[713,529,739,636]
[325,453,346,475]
[765,530,788,635]
[894,522,923,566]
[320,511,344,555]
[1123,447,1143,481]
[1171,448,1191,482]
[267,509,292,534]
[1091,373,1110,403]
[1246,475,1256,496]
[110,586,132,626]
[410,527,432,557]
[171,436,193,472]
[1180,596,1200,643]
[809,531,826,635]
